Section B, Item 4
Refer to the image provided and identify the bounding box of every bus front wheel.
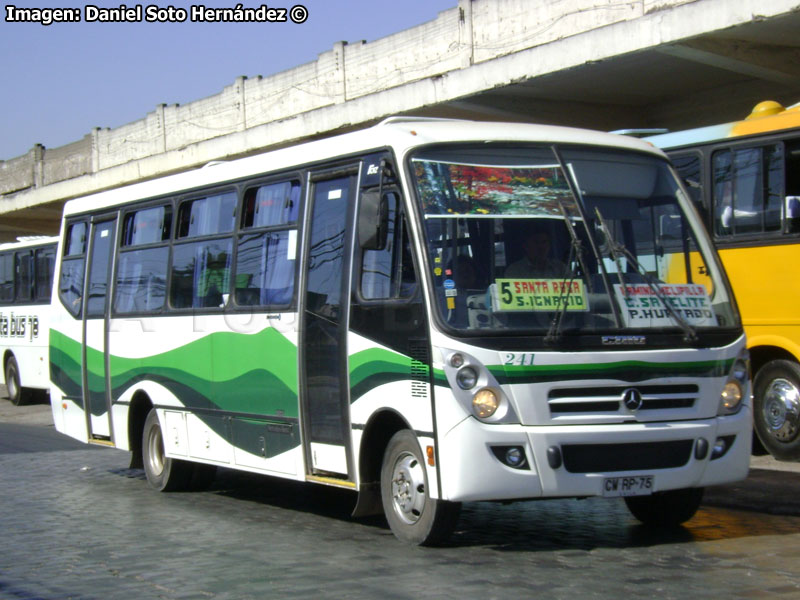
[4,356,28,406]
[142,409,193,492]
[380,430,461,545]
[624,487,704,527]
[753,360,800,461]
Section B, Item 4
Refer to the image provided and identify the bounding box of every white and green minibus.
[1,236,58,405]
[49,117,751,544]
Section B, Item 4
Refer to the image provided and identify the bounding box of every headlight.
[441,348,520,423]
[718,351,750,416]
[473,388,499,418]
[456,366,478,390]
[449,353,465,368]
[719,381,743,414]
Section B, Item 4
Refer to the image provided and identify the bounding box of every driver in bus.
[504,224,566,279]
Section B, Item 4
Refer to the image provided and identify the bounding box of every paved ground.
[3,388,800,599]
[3,436,799,600]
[0,393,53,425]
[3,388,800,516]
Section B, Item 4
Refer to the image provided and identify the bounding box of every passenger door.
[299,171,356,478]
[83,217,117,442]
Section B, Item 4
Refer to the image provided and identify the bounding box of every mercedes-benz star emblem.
[622,388,644,411]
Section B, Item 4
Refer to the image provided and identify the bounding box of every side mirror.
[358,191,389,250]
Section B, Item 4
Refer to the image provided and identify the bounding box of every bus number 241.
[503,353,535,366]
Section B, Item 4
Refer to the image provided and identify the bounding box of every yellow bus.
[648,100,800,460]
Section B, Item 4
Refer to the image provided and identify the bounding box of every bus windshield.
[411,144,739,337]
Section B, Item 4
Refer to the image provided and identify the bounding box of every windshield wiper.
[594,207,698,342]
[551,146,624,329]
[544,201,590,344]
[593,207,629,298]
[544,244,580,345]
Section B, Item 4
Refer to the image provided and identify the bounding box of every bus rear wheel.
[4,356,29,406]
[753,360,800,461]
[380,430,461,545]
[624,487,704,527]
[142,409,193,492]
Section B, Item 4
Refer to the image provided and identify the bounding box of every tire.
[142,409,193,492]
[624,487,704,527]
[4,356,29,406]
[380,430,461,545]
[753,360,800,461]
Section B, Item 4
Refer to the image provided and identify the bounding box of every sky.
[0,0,456,160]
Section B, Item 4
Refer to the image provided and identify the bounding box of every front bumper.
[437,406,751,502]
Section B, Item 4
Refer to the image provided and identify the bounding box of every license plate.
[602,475,654,497]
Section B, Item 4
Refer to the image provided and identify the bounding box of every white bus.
[1,236,58,405]
[49,117,751,544]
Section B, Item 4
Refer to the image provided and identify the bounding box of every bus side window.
[59,221,88,317]
[34,246,56,302]
[171,240,232,309]
[712,144,783,238]
[115,205,171,314]
[171,193,236,310]
[14,251,33,302]
[361,192,396,300]
[0,253,13,303]
[235,232,295,307]
[177,192,236,238]
[240,180,299,228]
[785,140,800,234]
[359,191,417,301]
[234,180,300,307]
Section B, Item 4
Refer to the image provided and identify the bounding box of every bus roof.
[0,236,59,252]
[647,100,800,151]
[61,117,664,217]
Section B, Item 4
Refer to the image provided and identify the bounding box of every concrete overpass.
[2,0,799,241]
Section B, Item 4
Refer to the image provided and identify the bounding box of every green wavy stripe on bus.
[111,367,297,417]
[49,342,83,399]
[490,358,735,384]
[50,338,126,407]
[49,328,299,417]
[349,348,419,402]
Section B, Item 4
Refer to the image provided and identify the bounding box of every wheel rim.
[390,451,427,525]
[762,377,800,442]
[146,423,165,476]
[6,365,18,401]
